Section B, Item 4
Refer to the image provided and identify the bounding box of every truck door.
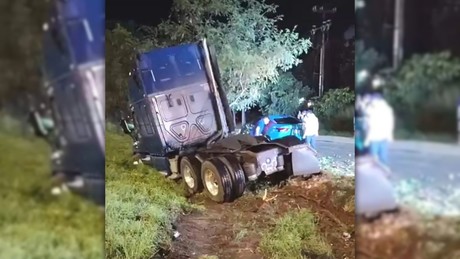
[132,101,164,155]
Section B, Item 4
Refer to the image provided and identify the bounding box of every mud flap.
[290,145,321,176]
[356,156,398,217]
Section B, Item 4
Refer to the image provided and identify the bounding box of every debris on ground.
[357,208,460,259]
[395,178,460,216]
[319,156,354,177]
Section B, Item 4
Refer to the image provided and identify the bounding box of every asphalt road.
[317,136,460,188]
[316,136,354,163]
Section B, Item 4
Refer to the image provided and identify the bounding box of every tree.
[149,0,312,112]
[0,0,49,112]
[389,52,460,112]
[105,25,141,117]
[259,72,312,115]
[355,41,386,76]
[313,88,355,131]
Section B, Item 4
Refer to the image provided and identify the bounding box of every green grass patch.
[0,131,103,259]
[260,209,332,259]
[105,132,198,259]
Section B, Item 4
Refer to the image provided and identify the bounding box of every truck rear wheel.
[218,155,246,199]
[180,156,203,194]
[201,158,234,203]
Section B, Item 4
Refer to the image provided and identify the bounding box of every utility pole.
[393,0,404,69]
[312,6,336,97]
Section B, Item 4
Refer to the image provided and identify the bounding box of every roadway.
[317,135,460,188]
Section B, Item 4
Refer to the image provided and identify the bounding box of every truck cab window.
[66,18,93,64]
[141,70,155,93]
[50,24,68,55]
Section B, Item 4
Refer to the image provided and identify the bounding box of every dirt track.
[357,209,460,259]
[165,174,355,259]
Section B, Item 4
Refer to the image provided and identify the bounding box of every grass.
[259,209,332,259]
[0,130,103,259]
[105,132,198,259]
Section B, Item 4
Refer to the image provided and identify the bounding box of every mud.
[357,209,460,259]
[166,174,355,259]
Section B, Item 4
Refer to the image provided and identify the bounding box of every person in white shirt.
[301,110,319,150]
[363,93,394,166]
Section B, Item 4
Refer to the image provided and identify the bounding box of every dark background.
[107,0,355,93]
[357,0,460,59]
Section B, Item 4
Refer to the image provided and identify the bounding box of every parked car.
[243,115,304,141]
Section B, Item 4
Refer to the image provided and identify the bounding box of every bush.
[259,72,313,115]
[386,52,460,136]
[312,88,355,132]
[355,40,387,80]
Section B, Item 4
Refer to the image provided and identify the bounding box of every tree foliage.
[382,52,460,134]
[106,25,140,117]
[355,40,386,86]
[313,88,355,122]
[389,52,460,111]
[258,72,312,115]
[0,1,49,112]
[149,0,312,111]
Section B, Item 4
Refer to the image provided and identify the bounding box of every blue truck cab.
[29,0,105,205]
[121,39,321,203]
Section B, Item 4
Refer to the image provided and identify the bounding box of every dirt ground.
[165,174,355,259]
[357,210,460,259]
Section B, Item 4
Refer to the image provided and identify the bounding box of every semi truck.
[120,39,321,203]
[28,0,105,206]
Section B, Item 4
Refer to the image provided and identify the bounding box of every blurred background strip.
[356,0,460,258]
[0,0,105,258]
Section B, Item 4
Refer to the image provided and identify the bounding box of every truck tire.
[201,158,234,203]
[218,155,246,199]
[180,156,203,194]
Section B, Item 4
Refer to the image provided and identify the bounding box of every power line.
[312,5,336,97]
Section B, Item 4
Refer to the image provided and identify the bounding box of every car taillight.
[275,127,289,132]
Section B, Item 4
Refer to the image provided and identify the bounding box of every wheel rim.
[204,169,219,196]
[183,165,195,189]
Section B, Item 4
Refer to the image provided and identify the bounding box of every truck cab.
[121,39,320,203]
[29,0,105,205]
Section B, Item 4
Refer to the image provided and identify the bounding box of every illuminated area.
[106,0,355,258]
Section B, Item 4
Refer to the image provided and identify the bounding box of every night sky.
[358,0,460,59]
[107,0,355,92]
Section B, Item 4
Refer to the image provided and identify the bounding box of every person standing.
[363,79,395,167]
[301,110,319,150]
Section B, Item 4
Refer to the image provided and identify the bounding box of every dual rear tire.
[180,155,246,203]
